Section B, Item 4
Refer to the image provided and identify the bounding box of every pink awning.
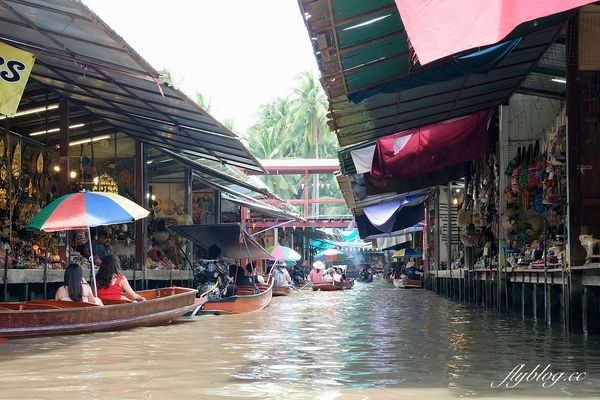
[395,0,594,65]
[371,110,490,179]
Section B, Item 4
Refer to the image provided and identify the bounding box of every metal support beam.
[58,97,69,262]
[135,140,145,270]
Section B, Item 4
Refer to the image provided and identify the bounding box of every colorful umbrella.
[315,248,344,262]
[267,244,301,261]
[392,248,422,259]
[25,191,150,294]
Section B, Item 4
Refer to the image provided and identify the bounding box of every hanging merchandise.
[12,141,20,178]
[502,107,568,270]
[93,172,118,193]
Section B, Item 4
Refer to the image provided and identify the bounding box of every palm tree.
[245,72,345,218]
[195,92,213,114]
[287,72,338,216]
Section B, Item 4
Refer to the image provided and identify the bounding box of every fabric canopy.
[371,110,490,180]
[348,37,521,103]
[363,194,428,234]
[363,162,467,199]
[350,145,376,174]
[169,223,272,260]
[394,0,593,65]
[357,202,425,239]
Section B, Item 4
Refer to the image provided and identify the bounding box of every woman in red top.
[96,255,145,302]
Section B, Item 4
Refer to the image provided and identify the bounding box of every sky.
[84,0,319,136]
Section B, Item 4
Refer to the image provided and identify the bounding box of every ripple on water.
[2,281,600,399]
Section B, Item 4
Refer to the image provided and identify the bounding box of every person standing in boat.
[309,261,326,283]
[193,244,235,300]
[272,260,292,287]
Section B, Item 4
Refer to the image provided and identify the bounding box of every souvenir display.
[502,109,567,270]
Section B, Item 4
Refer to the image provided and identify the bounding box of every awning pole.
[250,220,294,237]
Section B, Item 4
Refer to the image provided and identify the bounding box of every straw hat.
[313,260,326,270]
[275,260,286,267]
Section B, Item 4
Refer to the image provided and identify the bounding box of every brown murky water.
[1,281,599,399]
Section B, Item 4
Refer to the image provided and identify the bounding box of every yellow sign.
[0,42,35,116]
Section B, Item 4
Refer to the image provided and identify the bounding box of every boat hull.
[393,278,423,288]
[272,286,293,296]
[312,279,354,291]
[199,280,273,314]
[0,287,197,339]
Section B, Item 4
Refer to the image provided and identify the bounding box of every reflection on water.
[2,281,600,399]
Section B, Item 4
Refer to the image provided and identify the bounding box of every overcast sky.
[84,0,319,136]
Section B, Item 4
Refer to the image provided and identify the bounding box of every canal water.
[1,280,599,399]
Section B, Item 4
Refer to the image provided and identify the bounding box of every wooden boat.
[191,279,273,315]
[272,285,293,296]
[312,279,354,291]
[393,278,423,288]
[0,287,197,339]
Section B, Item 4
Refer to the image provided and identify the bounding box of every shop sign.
[0,41,35,117]
[57,231,66,246]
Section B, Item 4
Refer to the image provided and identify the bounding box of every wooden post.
[134,140,145,271]
[304,168,309,218]
[214,189,221,223]
[566,13,586,266]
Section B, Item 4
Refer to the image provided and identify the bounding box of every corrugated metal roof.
[298,0,567,150]
[0,0,264,173]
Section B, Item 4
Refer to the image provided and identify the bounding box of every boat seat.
[236,290,255,296]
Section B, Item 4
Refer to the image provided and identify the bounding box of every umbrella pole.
[43,237,50,299]
[87,227,98,296]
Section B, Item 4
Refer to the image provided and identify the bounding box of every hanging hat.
[163,199,176,216]
[313,260,326,270]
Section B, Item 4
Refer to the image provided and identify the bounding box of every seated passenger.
[272,260,292,287]
[405,260,417,280]
[246,262,265,284]
[332,268,343,283]
[55,263,103,305]
[234,264,255,286]
[192,244,234,300]
[96,255,146,302]
[309,261,325,283]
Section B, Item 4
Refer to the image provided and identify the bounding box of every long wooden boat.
[191,279,273,315]
[272,285,293,296]
[0,287,197,339]
[312,279,354,291]
[393,278,423,288]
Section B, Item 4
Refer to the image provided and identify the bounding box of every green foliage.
[246,72,346,217]
[195,92,213,114]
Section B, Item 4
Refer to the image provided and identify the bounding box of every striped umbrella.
[267,244,301,261]
[25,191,150,294]
[315,248,344,262]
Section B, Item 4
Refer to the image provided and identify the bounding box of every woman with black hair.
[96,254,145,302]
[55,263,103,305]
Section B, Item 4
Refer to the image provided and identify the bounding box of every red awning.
[395,0,594,65]
[371,110,490,180]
